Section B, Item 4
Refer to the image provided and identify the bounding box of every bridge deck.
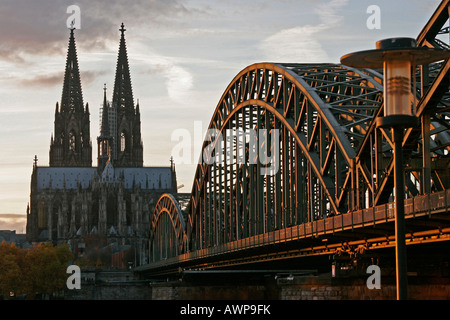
[136,190,450,276]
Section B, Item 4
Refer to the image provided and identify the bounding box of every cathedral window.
[38,202,47,229]
[120,131,126,152]
[69,130,76,152]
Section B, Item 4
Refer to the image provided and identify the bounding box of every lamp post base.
[376,115,419,129]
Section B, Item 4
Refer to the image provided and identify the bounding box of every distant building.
[0,230,28,248]
[26,25,177,265]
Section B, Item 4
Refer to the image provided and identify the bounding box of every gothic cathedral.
[26,25,177,266]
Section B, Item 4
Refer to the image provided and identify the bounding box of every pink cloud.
[0,214,27,233]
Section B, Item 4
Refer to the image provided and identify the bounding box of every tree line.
[0,241,73,299]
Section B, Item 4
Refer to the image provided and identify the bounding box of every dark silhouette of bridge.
[135,1,450,281]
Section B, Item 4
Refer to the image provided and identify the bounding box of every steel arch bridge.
[140,1,450,274]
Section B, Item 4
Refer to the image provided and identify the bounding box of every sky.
[0,0,442,233]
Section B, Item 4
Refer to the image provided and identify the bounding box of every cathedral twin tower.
[50,24,143,169]
[26,25,177,247]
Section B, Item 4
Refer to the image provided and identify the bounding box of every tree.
[0,242,23,298]
[0,241,73,299]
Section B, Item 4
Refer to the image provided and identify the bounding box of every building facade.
[26,25,177,265]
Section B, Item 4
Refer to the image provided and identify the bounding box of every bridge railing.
[142,189,449,270]
[192,190,445,259]
[406,189,449,216]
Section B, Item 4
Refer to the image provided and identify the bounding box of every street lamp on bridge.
[341,37,450,300]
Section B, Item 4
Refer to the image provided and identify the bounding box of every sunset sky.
[0,0,441,232]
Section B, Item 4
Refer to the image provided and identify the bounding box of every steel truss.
[147,1,450,264]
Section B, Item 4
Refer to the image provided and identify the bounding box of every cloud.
[165,64,194,103]
[259,0,349,63]
[315,0,349,25]
[19,72,63,88]
[136,49,194,104]
[146,62,194,104]
[0,214,27,233]
[18,70,106,88]
[0,0,199,109]
[0,0,197,64]
[0,1,67,62]
[260,25,329,63]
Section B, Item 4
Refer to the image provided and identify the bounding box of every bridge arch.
[149,193,187,262]
[185,62,384,251]
[148,58,449,262]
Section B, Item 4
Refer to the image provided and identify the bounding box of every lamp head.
[341,37,450,127]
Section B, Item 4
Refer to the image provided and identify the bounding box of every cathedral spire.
[111,23,143,167]
[101,84,110,137]
[60,28,84,113]
[97,84,112,171]
[50,28,92,167]
[112,23,134,113]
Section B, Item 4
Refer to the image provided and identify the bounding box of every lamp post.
[341,38,450,300]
